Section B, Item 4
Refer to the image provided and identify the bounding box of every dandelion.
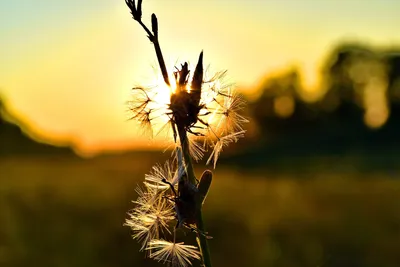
[125,153,202,258]
[128,55,247,166]
[124,1,247,266]
[124,0,247,167]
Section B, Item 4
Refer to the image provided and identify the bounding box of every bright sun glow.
[153,82,172,106]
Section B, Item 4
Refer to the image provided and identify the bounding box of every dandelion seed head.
[128,55,247,165]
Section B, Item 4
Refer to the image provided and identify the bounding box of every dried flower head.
[124,1,241,266]
[125,0,247,167]
[128,55,247,166]
[125,156,203,266]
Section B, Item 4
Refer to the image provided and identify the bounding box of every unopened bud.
[197,169,212,205]
[151,13,158,37]
[190,51,203,106]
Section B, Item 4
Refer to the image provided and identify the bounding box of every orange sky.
[1,0,399,154]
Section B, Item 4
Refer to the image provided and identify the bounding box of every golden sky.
[1,0,399,154]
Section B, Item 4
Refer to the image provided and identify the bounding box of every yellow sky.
[1,0,399,154]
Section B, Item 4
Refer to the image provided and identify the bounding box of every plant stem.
[177,127,196,184]
[196,211,212,267]
[137,20,170,86]
[177,127,212,267]
[153,40,170,86]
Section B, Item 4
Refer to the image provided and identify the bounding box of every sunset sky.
[1,0,399,154]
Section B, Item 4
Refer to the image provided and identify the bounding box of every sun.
[153,82,172,106]
[152,71,184,104]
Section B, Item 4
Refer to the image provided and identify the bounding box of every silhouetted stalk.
[177,127,196,184]
[150,15,170,86]
[177,126,213,267]
[136,18,170,86]
[125,2,245,266]
[196,213,212,267]
[153,40,170,86]
[126,0,170,85]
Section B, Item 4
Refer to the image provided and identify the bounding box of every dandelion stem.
[136,19,170,86]
[177,127,213,267]
[127,0,170,86]
[177,127,196,184]
[153,40,170,86]
[196,212,212,267]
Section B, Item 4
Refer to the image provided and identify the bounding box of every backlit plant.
[123,1,247,266]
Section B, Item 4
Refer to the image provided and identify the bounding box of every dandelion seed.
[218,91,248,134]
[133,185,158,211]
[128,87,152,114]
[128,83,173,139]
[136,110,154,137]
[144,161,180,191]
[125,186,175,250]
[147,239,201,267]
[125,212,154,250]
[187,137,205,162]
[206,130,246,168]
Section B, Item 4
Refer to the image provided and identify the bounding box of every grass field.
[1,155,400,267]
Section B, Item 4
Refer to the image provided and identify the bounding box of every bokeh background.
[1,1,400,267]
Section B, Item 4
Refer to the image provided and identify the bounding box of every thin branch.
[125,0,170,86]
[177,126,213,267]
[137,20,154,41]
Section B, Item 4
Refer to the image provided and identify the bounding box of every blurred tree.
[0,97,4,126]
[0,95,74,156]
[384,51,400,102]
[235,42,400,167]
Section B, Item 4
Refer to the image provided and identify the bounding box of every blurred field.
[1,155,400,267]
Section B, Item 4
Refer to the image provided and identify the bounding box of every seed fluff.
[147,239,201,267]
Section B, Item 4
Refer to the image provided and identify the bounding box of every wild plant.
[123,1,247,266]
